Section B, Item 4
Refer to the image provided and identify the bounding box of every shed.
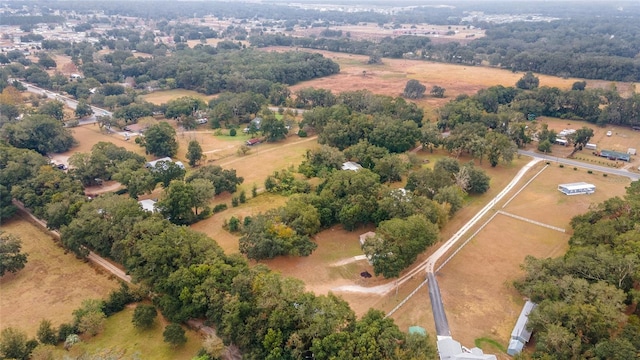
[558,182,596,196]
[359,231,376,246]
[585,143,597,150]
[599,149,630,162]
[341,161,363,171]
[554,138,568,146]
[138,199,157,213]
[628,148,636,155]
[409,326,426,336]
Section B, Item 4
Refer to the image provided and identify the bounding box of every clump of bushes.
[213,203,228,213]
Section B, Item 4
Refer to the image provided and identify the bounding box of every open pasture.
[140,89,218,105]
[53,305,202,360]
[190,192,288,254]
[437,215,571,351]
[503,162,631,229]
[0,215,120,337]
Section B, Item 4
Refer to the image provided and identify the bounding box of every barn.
[558,182,596,195]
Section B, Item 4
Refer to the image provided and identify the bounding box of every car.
[606,130,612,136]
[56,164,67,170]
[196,118,208,124]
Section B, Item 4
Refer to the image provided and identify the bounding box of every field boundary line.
[501,164,549,209]
[385,277,429,318]
[435,211,499,273]
[497,211,566,233]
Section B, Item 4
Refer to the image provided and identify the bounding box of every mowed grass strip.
[0,215,120,337]
[51,305,202,360]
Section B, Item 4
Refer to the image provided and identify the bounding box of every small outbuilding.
[507,301,537,356]
[359,231,376,246]
[341,161,363,171]
[409,326,427,336]
[138,199,157,213]
[558,182,596,195]
[554,138,568,146]
[585,143,597,150]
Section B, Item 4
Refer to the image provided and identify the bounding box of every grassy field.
[50,305,202,359]
[395,163,630,350]
[141,89,218,105]
[0,214,120,337]
[277,47,637,119]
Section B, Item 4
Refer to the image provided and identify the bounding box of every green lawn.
[52,306,204,359]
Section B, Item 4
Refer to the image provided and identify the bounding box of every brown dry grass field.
[140,89,218,105]
[270,46,637,119]
[0,214,120,337]
[438,217,570,354]
[503,162,631,229]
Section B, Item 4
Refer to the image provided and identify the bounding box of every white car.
[606,130,612,136]
[196,118,208,124]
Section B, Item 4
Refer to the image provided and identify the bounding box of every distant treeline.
[0,15,64,26]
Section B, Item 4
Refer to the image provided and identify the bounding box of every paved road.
[17,80,112,124]
[427,272,451,338]
[518,149,640,180]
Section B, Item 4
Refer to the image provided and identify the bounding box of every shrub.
[231,196,239,207]
[228,216,240,232]
[132,304,157,330]
[213,203,228,213]
[573,167,577,171]
[163,324,187,347]
[239,190,246,203]
[229,128,237,136]
[603,173,608,177]
[559,164,564,168]
[588,170,593,174]
[252,184,258,197]
[57,323,76,342]
[102,282,140,316]
[298,129,307,137]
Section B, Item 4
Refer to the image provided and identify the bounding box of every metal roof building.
[558,182,596,195]
[437,337,497,360]
[507,301,537,356]
[341,161,363,171]
[599,149,630,162]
